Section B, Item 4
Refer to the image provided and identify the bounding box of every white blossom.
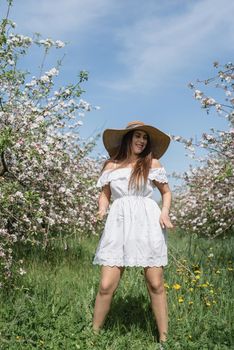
[7,59,15,65]
[194,90,203,100]
[55,40,65,48]
[19,268,26,275]
[40,75,50,83]
[47,68,59,77]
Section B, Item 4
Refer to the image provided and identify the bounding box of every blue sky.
[1,0,233,196]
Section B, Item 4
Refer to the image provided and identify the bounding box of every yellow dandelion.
[173,283,181,290]
[227,267,233,271]
[206,301,211,306]
[192,266,199,271]
[164,283,170,289]
[178,296,184,303]
[189,301,193,305]
[194,269,201,274]
[189,287,194,292]
[188,335,192,340]
[201,283,208,288]
[195,275,200,280]
[209,289,214,294]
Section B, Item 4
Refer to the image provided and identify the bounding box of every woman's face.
[131,130,148,155]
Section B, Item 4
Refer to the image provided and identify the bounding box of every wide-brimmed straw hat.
[103,120,171,159]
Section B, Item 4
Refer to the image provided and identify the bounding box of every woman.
[92,120,174,348]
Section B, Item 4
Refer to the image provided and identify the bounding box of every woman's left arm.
[153,181,174,229]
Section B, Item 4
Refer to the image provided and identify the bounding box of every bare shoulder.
[103,161,116,171]
[150,158,162,169]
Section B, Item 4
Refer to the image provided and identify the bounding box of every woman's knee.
[99,266,124,295]
[99,279,118,295]
[144,266,165,295]
[147,278,164,295]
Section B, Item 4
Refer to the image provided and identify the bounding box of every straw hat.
[103,120,171,159]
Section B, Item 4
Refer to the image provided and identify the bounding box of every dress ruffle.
[96,168,128,188]
[96,167,168,188]
[148,167,168,185]
[93,255,168,267]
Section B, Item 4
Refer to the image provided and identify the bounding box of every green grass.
[0,231,233,349]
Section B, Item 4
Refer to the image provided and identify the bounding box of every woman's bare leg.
[144,266,168,342]
[92,265,125,332]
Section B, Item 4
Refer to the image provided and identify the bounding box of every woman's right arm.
[97,184,111,220]
[96,161,115,220]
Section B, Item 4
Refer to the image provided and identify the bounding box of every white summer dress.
[92,165,169,267]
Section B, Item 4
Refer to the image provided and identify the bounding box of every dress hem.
[92,258,168,268]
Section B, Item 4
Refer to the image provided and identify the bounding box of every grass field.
[0,230,233,349]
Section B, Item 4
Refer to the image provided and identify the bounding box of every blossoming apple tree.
[0,2,102,288]
[170,62,234,239]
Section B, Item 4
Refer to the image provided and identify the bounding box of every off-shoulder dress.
[93,166,169,267]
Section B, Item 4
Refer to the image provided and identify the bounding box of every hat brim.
[103,124,171,159]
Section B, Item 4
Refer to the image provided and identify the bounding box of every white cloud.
[5,0,234,93]
[10,0,118,38]
[102,0,234,92]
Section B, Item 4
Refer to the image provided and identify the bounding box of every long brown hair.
[101,129,154,191]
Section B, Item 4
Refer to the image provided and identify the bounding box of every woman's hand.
[96,208,107,221]
[159,207,174,229]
